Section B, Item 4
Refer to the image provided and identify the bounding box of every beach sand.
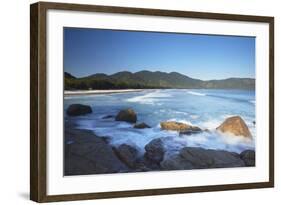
[64,89,146,96]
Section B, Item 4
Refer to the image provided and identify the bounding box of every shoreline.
[64,119,255,176]
[64,89,146,96]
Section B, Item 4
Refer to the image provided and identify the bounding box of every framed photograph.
[30,1,274,202]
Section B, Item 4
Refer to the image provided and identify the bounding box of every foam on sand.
[64,89,145,96]
[126,90,171,105]
[187,91,206,96]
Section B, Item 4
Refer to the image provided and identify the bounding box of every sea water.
[64,89,255,154]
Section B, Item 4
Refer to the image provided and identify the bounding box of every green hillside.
[64,70,255,90]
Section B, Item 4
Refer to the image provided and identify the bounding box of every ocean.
[64,89,255,154]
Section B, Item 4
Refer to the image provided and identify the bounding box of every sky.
[64,27,255,80]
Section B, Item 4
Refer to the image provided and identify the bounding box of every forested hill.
[64,70,255,90]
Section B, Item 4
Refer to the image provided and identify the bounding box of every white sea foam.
[76,117,254,154]
[200,119,222,130]
[126,90,171,105]
[187,91,206,96]
[190,114,199,119]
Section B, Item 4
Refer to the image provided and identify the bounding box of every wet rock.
[134,122,151,129]
[115,108,137,123]
[66,104,92,116]
[144,138,165,163]
[161,121,202,133]
[179,126,202,136]
[135,158,161,171]
[64,129,128,175]
[240,150,255,166]
[180,147,245,168]
[161,154,193,170]
[102,115,115,119]
[114,144,138,168]
[100,136,111,143]
[160,147,245,170]
[216,116,252,138]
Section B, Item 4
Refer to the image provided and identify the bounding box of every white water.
[187,91,206,96]
[65,89,255,154]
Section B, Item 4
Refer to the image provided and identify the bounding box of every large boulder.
[64,128,128,175]
[134,122,151,129]
[161,121,202,133]
[114,144,138,168]
[216,116,252,138]
[240,150,255,166]
[115,108,137,123]
[66,104,92,116]
[160,147,245,170]
[144,138,165,163]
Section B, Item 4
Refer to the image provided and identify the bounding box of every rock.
[115,108,137,123]
[64,128,128,175]
[100,136,111,143]
[160,121,189,131]
[64,153,100,176]
[102,115,115,119]
[180,147,245,168]
[134,122,151,129]
[216,116,252,138]
[240,150,255,166]
[161,154,193,170]
[161,121,202,133]
[144,138,165,163]
[66,104,92,116]
[160,147,245,170]
[114,144,138,168]
[137,156,161,171]
[179,126,202,136]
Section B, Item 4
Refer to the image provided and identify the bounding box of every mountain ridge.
[64,70,255,90]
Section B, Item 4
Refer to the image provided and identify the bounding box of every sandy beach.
[64,89,146,96]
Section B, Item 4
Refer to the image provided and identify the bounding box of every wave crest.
[126,90,171,104]
[187,91,206,96]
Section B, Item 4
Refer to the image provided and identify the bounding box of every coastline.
[64,89,146,96]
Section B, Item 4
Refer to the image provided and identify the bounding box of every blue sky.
[64,27,255,80]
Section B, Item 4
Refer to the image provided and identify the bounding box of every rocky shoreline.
[64,105,255,176]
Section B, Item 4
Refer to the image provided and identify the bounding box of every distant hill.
[64,72,76,79]
[64,70,255,90]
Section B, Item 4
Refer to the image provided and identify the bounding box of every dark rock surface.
[102,115,115,119]
[240,150,255,166]
[134,122,151,129]
[66,104,92,116]
[114,144,138,168]
[161,147,245,170]
[64,128,128,175]
[115,108,137,123]
[179,127,202,136]
[144,138,165,163]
